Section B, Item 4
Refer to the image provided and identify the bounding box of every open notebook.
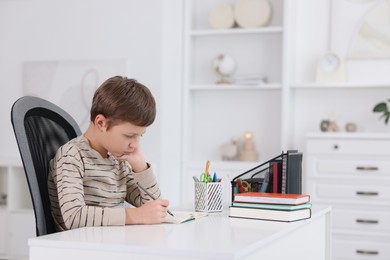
[164,211,208,224]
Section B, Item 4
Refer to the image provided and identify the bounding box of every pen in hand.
[136,182,174,217]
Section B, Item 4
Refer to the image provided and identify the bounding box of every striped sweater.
[48,135,161,231]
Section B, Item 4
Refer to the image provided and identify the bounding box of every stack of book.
[232,74,268,86]
[229,192,311,222]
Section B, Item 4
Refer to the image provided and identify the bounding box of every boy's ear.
[94,114,107,131]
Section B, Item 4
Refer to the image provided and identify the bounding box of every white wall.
[0,0,166,161]
[293,0,390,84]
[0,0,184,207]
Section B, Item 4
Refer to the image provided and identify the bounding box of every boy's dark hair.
[90,76,156,129]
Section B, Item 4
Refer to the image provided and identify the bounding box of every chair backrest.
[11,96,82,236]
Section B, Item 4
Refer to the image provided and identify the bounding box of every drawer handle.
[356,166,379,171]
[356,219,379,224]
[356,191,379,196]
[356,250,379,255]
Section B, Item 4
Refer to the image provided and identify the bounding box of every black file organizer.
[230,150,303,202]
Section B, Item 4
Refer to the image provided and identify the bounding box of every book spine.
[231,202,312,211]
[234,196,295,204]
[272,161,278,193]
[260,171,270,192]
[286,153,303,194]
[281,152,287,194]
[233,193,309,205]
[229,207,312,222]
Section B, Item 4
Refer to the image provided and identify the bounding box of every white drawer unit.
[332,236,390,260]
[332,208,390,233]
[307,158,390,179]
[306,181,390,206]
[305,133,390,260]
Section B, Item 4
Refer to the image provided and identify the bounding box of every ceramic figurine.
[320,119,339,132]
[320,120,330,132]
[220,138,239,161]
[345,122,357,132]
[327,121,340,132]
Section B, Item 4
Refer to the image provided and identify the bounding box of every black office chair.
[11,96,81,236]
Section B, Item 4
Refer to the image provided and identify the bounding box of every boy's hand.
[113,146,148,172]
[125,200,170,224]
[125,147,148,172]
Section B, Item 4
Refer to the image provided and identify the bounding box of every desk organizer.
[195,182,223,212]
[231,150,303,202]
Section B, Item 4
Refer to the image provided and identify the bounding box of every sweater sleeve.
[125,163,162,207]
[48,144,125,231]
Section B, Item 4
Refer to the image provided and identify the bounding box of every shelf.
[189,27,283,36]
[185,160,262,171]
[0,164,32,211]
[8,208,34,214]
[306,132,390,140]
[189,83,281,91]
[0,157,22,167]
[291,82,390,89]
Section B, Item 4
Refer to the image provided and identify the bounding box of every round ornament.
[320,120,330,132]
[234,0,272,28]
[209,3,235,29]
[345,122,357,132]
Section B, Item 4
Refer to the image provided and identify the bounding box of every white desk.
[29,205,331,260]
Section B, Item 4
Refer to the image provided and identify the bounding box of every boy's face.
[101,120,146,159]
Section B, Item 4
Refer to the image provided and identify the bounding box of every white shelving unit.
[0,158,35,260]
[180,0,390,222]
[181,0,289,206]
[291,82,390,89]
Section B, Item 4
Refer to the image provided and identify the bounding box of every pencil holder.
[195,182,223,212]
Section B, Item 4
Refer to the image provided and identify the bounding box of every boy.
[48,76,169,231]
